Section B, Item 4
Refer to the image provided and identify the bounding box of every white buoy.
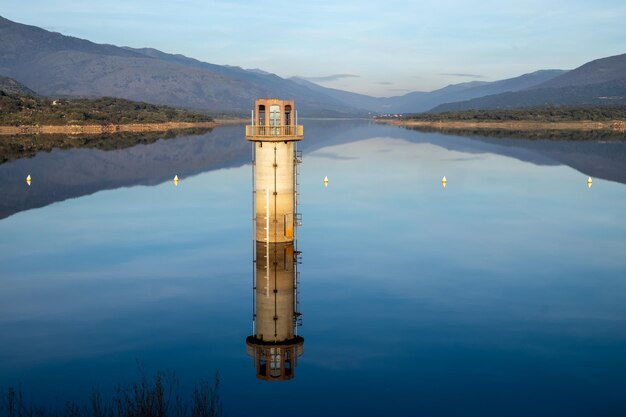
[441,176,447,188]
[323,176,329,187]
[173,175,179,186]
[26,174,32,186]
[587,176,593,188]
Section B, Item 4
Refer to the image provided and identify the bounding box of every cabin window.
[270,347,281,377]
[259,350,267,376]
[269,105,280,134]
[284,105,292,126]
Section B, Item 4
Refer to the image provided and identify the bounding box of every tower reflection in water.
[245,98,304,381]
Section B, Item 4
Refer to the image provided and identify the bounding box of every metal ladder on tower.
[251,144,257,334]
[294,148,303,228]
[293,146,303,330]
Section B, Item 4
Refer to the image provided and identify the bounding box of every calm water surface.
[1,120,626,416]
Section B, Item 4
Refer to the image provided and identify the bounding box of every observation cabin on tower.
[245,98,304,142]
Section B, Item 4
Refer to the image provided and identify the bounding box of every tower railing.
[245,125,304,139]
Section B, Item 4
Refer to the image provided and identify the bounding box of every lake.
[1,120,626,416]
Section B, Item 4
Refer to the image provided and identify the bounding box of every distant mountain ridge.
[432,53,626,112]
[0,16,363,116]
[533,53,626,89]
[291,70,566,113]
[1,15,624,115]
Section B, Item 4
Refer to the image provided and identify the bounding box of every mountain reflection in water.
[1,120,626,220]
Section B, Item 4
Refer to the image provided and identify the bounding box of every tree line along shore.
[376,107,626,132]
[0,91,220,135]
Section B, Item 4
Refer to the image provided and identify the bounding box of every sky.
[2,0,626,96]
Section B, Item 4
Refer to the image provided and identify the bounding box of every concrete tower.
[245,99,304,381]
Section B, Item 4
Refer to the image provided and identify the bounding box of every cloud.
[376,81,393,85]
[440,73,485,78]
[446,156,484,162]
[312,151,357,161]
[303,73,359,82]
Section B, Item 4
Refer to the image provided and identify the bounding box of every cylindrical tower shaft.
[254,142,295,242]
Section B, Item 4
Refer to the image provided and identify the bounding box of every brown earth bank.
[377,119,626,132]
[0,121,220,136]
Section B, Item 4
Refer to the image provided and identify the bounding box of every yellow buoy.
[587,176,593,188]
[26,174,31,186]
[173,175,179,186]
[441,176,447,188]
[323,176,329,187]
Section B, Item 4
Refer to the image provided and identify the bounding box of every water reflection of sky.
[1,128,626,416]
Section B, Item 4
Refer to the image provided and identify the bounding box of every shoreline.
[2,118,625,138]
[376,119,626,132]
[0,120,248,136]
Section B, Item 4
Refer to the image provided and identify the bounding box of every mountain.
[431,53,626,112]
[290,76,387,112]
[0,16,364,116]
[422,70,566,107]
[120,47,364,115]
[2,15,621,116]
[292,70,565,113]
[383,71,565,113]
[534,53,626,88]
[0,75,38,96]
